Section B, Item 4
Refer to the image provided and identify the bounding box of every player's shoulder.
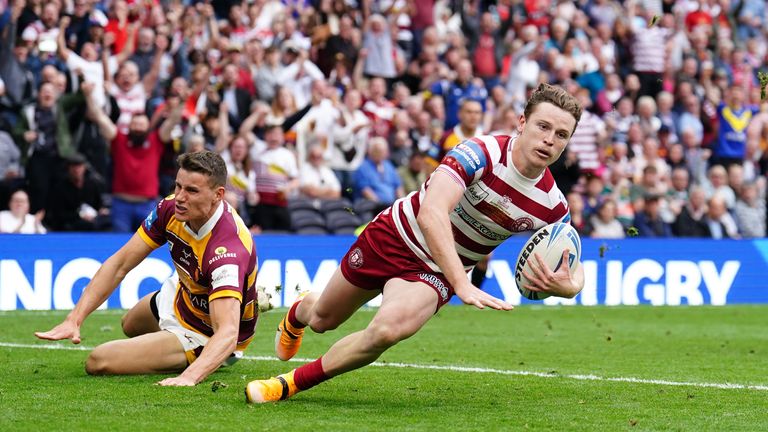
[143,194,176,230]
[203,208,254,269]
[212,203,254,250]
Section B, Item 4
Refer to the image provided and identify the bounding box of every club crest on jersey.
[215,246,227,255]
[349,247,364,269]
[509,216,534,232]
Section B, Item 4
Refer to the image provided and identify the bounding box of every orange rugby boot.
[245,370,299,403]
[275,293,308,361]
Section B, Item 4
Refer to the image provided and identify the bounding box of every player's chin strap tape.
[276,375,290,400]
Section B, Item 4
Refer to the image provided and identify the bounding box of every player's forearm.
[67,257,125,325]
[417,205,468,289]
[178,330,238,384]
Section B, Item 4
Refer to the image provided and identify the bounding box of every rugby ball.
[514,222,581,300]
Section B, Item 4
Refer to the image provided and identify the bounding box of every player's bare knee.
[365,322,407,350]
[85,348,109,375]
[121,314,135,337]
[308,317,338,333]
[308,310,340,333]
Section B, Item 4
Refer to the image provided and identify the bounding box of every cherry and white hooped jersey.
[390,135,570,272]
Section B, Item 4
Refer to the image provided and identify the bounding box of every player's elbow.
[416,204,438,229]
[216,327,239,352]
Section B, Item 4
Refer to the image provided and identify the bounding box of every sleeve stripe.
[137,227,161,249]
[435,166,467,189]
[209,290,243,303]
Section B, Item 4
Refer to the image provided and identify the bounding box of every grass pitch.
[1,305,766,431]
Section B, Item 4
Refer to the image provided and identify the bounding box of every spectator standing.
[218,63,252,131]
[361,14,397,80]
[460,5,513,89]
[252,124,299,231]
[86,84,180,232]
[13,82,79,212]
[0,2,37,129]
[331,88,370,196]
[569,88,607,175]
[428,59,488,130]
[221,136,257,221]
[627,1,670,97]
[711,86,759,169]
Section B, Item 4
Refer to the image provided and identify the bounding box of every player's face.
[173,169,224,230]
[515,102,576,177]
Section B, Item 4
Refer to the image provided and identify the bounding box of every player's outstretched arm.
[35,233,155,343]
[417,171,513,311]
[157,297,240,386]
[523,250,585,299]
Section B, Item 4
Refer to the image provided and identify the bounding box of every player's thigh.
[121,291,161,337]
[310,267,380,331]
[366,278,438,344]
[87,331,187,375]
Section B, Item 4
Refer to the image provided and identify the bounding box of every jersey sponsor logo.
[446,141,486,177]
[454,204,507,241]
[349,247,364,269]
[179,249,193,267]
[208,252,238,265]
[215,246,228,255]
[212,264,240,288]
[465,184,489,204]
[418,273,449,301]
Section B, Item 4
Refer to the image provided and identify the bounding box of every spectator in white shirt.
[299,144,341,200]
[0,190,46,234]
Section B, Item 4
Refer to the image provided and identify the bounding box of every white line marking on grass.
[2,341,767,392]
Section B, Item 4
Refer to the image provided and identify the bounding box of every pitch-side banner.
[0,234,766,310]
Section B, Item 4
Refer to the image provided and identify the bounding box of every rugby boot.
[275,292,308,361]
[245,370,299,403]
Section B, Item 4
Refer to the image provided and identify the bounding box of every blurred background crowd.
[0,0,767,239]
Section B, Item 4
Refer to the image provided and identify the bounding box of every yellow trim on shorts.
[184,349,197,365]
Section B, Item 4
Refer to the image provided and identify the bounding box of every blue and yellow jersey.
[716,102,759,158]
[138,196,258,351]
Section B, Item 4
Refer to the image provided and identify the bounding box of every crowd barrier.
[0,234,766,310]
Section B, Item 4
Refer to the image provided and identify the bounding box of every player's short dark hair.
[177,151,227,188]
[523,83,583,131]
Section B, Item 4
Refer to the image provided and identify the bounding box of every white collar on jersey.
[507,136,545,185]
[183,201,224,240]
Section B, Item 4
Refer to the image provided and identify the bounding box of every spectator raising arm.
[83,82,117,141]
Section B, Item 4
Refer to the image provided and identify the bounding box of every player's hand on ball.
[157,376,197,386]
[35,320,82,344]
[523,250,581,299]
[455,283,513,311]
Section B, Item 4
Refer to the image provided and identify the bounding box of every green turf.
[1,306,767,431]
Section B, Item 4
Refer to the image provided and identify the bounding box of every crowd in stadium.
[0,0,766,239]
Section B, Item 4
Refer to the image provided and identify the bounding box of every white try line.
[2,341,767,392]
